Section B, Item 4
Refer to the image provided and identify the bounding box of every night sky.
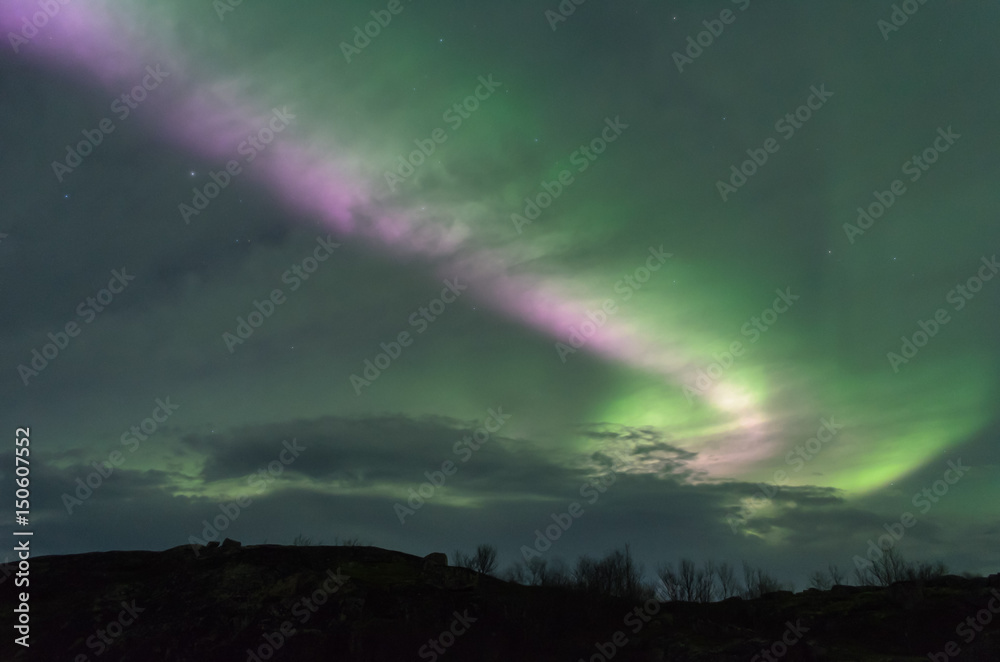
[1,0,998,588]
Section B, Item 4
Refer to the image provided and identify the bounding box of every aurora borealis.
[1,0,998,587]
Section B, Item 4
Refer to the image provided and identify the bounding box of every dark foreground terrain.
[3,542,998,661]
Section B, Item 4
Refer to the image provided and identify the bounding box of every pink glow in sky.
[2,0,773,476]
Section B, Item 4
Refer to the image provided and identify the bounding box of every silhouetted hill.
[3,541,999,661]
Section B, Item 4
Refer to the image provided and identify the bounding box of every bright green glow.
[588,351,991,496]
[39,3,995,557]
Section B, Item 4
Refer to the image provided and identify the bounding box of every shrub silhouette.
[453,544,500,576]
[654,559,781,601]
[573,544,645,601]
[853,542,947,586]
[491,543,961,602]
